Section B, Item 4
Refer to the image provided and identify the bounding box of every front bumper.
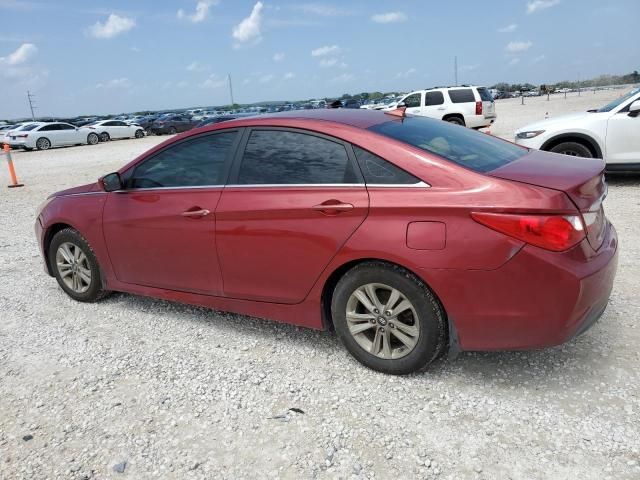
[423,222,618,351]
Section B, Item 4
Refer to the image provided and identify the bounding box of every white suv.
[388,85,497,128]
[515,87,640,172]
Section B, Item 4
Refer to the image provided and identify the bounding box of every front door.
[422,91,446,120]
[606,106,640,164]
[216,128,369,304]
[102,130,239,294]
[401,92,423,116]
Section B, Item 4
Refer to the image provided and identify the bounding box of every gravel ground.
[1,110,639,479]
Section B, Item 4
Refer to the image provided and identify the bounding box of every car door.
[36,124,60,146]
[401,92,423,116]
[102,130,241,295]
[215,128,369,304]
[176,117,191,132]
[422,91,446,119]
[605,100,640,163]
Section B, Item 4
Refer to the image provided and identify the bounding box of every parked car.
[148,115,195,135]
[515,86,640,172]
[388,86,497,128]
[5,122,100,150]
[84,120,145,142]
[35,109,617,375]
[0,124,19,145]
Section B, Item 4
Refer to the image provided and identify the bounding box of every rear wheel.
[549,141,593,158]
[36,137,51,150]
[168,126,177,135]
[331,262,446,374]
[49,228,109,302]
[87,133,99,145]
[99,132,110,142]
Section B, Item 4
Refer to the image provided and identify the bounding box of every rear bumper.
[423,222,618,351]
[466,114,496,128]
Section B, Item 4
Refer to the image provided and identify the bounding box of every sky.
[0,0,638,118]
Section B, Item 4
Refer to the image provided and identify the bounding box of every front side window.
[352,146,421,185]
[368,116,527,173]
[425,91,445,106]
[237,130,359,185]
[128,132,237,188]
[403,93,422,108]
[448,89,476,103]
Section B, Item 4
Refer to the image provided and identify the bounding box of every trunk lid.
[477,87,496,118]
[489,149,607,249]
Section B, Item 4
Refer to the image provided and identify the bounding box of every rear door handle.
[312,201,354,214]
[181,208,210,218]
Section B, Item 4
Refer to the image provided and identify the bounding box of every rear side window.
[237,130,359,185]
[403,93,421,108]
[425,91,445,106]
[352,146,421,185]
[448,89,475,103]
[368,116,527,173]
[477,88,493,101]
[128,132,237,188]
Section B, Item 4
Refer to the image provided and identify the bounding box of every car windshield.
[368,116,527,173]
[597,87,640,112]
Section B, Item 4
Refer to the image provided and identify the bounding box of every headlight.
[516,130,545,139]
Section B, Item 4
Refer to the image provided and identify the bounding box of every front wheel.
[549,141,593,158]
[168,126,177,135]
[49,228,110,302]
[134,129,144,138]
[331,262,447,375]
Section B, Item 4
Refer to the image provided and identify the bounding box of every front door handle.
[181,208,210,218]
[312,201,354,214]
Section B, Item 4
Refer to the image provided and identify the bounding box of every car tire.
[444,116,465,126]
[168,126,177,135]
[49,228,110,303]
[331,261,447,375]
[36,137,51,150]
[549,141,593,158]
[134,129,144,138]
[99,132,110,142]
[87,133,99,145]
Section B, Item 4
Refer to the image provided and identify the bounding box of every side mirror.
[628,100,640,117]
[101,172,123,192]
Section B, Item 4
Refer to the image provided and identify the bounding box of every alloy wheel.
[346,283,420,359]
[55,242,92,293]
[36,138,51,150]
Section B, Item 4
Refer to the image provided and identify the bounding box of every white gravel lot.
[1,95,639,480]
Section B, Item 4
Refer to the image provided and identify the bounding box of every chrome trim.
[224,183,365,188]
[120,185,225,192]
[367,181,431,188]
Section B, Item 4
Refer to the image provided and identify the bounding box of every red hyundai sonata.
[35,109,617,374]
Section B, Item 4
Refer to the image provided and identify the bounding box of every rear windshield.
[21,123,40,131]
[368,116,527,173]
[477,87,494,102]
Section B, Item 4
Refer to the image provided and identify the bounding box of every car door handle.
[312,201,354,214]
[181,208,210,218]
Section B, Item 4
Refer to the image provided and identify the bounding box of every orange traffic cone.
[3,144,24,188]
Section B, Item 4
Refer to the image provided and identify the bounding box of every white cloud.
[186,61,208,72]
[527,0,560,14]
[0,43,37,65]
[96,78,132,89]
[259,74,274,83]
[294,4,353,16]
[531,54,546,63]
[371,11,407,24]
[232,1,263,44]
[311,44,340,57]
[320,57,337,67]
[509,58,520,66]
[283,72,295,80]
[177,0,217,23]
[505,40,532,53]
[331,73,354,82]
[395,67,416,79]
[273,52,285,62]
[202,74,227,88]
[88,14,135,39]
[498,23,517,33]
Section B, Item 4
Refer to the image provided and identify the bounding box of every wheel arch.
[441,113,466,125]
[540,133,603,159]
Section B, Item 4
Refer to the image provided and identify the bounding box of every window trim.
[226,126,365,186]
[348,144,430,188]
[121,129,243,190]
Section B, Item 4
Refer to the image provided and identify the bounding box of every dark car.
[35,109,616,375]
[194,116,238,128]
[148,115,194,135]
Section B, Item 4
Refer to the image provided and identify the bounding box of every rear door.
[103,130,240,294]
[215,128,369,304]
[58,123,80,144]
[422,91,446,119]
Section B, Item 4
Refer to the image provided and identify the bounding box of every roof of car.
[234,108,395,129]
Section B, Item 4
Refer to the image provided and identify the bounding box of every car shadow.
[101,291,603,386]
[605,173,640,186]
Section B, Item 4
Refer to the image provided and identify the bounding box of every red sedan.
[35,109,618,374]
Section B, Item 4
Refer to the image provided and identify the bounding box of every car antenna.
[385,102,407,118]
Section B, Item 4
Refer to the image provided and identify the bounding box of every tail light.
[471,212,585,252]
[475,101,482,115]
